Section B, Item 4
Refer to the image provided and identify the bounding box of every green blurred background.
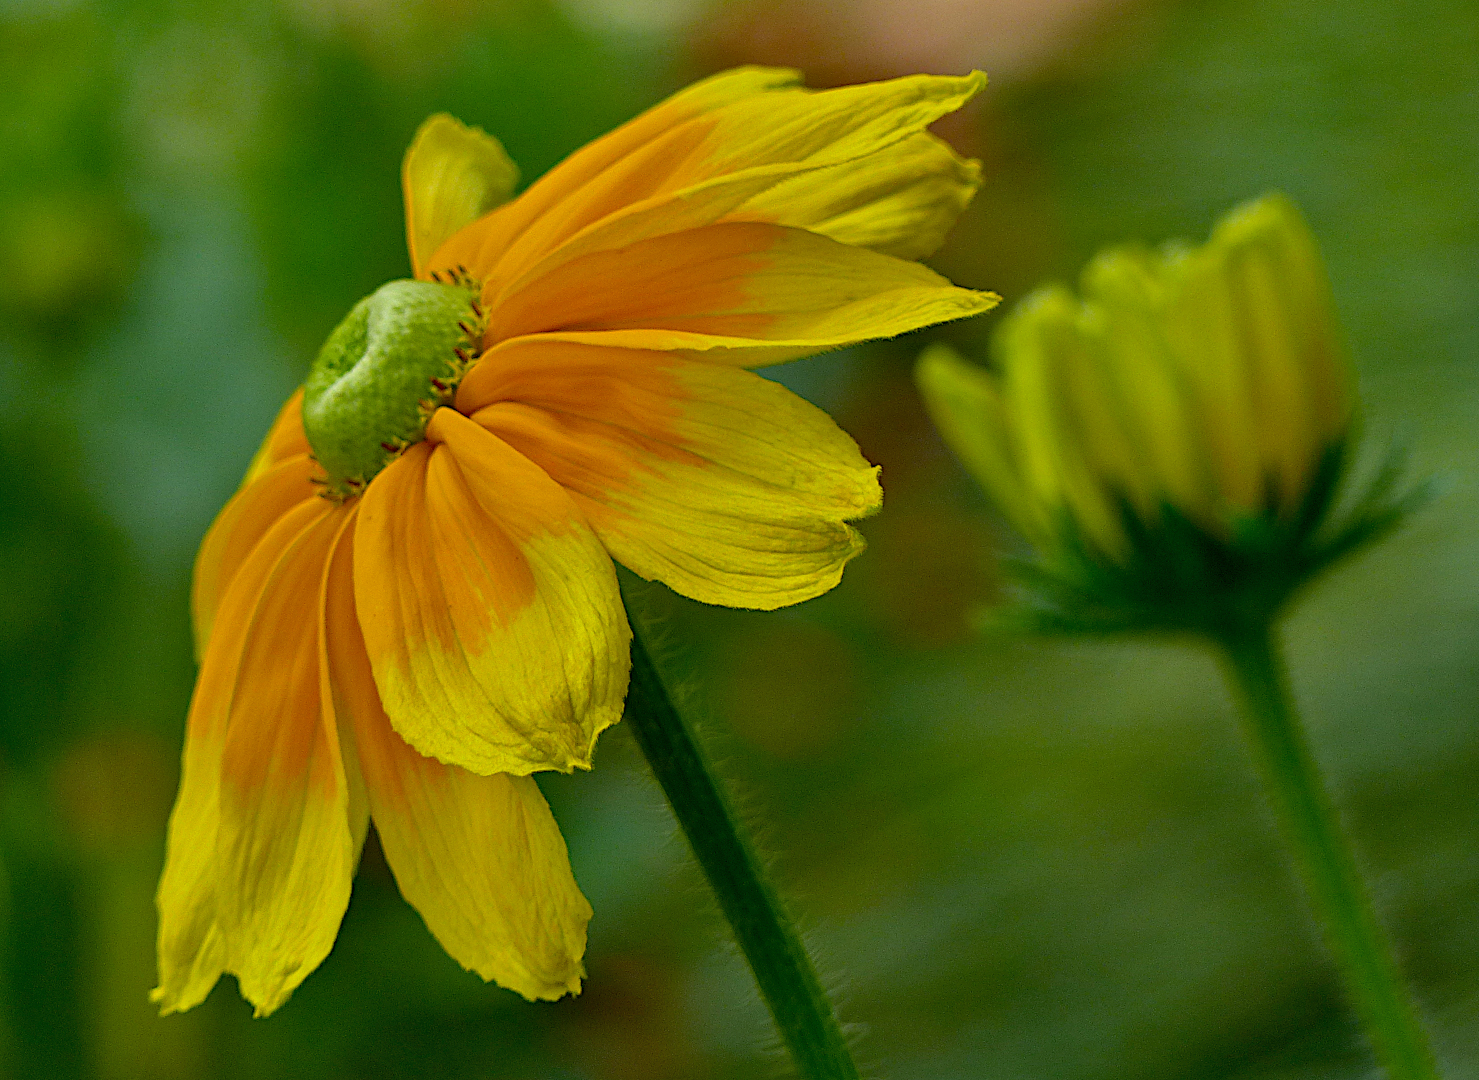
[2,0,1477,1077]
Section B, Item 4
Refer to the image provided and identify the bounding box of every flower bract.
[156,68,997,1017]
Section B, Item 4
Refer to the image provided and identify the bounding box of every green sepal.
[985,436,1430,639]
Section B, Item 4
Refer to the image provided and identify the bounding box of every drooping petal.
[656,70,985,198]
[426,66,803,282]
[403,114,519,280]
[484,222,996,367]
[735,131,981,260]
[428,71,986,308]
[354,407,629,777]
[491,73,987,299]
[211,504,359,1017]
[242,388,311,487]
[460,339,880,609]
[154,498,336,1016]
[192,453,320,661]
[324,531,590,1000]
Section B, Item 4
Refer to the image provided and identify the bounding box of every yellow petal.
[425,66,802,283]
[1203,195,1350,512]
[353,408,630,776]
[483,153,818,313]
[403,114,520,281]
[1255,197,1350,452]
[460,339,880,609]
[736,132,981,260]
[192,453,320,662]
[486,221,997,367]
[1080,249,1213,523]
[661,70,986,193]
[1015,272,1169,524]
[213,504,359,1017]
[154,498,336,1015]
[324,530,589,999]
[1159,246,1266,515]
[1050,319,1162,521]
[914,343,1042,542]
[998,288,1129,559]
[429,70,985,305]
[488,131,981,315]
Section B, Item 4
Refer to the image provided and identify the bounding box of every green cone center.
[303,279,476,491]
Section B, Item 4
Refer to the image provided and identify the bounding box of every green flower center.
[302,279,481,496]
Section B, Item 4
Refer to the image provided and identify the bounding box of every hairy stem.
[621,595,862,1080]
[1217,623,1439,1080]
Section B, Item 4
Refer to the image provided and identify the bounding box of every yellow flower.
[155,67,997,1018]
[917,194,1402,633]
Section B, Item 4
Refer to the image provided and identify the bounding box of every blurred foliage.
[0,0,1476,1078]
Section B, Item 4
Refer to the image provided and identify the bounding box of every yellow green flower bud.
[918,194,1417,634]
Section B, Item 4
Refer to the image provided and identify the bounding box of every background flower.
[919,195,1350,559]
[915,194,1409,636]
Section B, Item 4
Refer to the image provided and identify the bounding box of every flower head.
[156,68,996,1017]
[918,194,1416,634]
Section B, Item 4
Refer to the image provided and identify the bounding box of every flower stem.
[1216,623,1439,1080]
[620,597,862,1080]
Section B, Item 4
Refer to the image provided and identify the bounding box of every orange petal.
[213,503,360,1016]
[242,388,312,487]
[192,453,321,662]
[353,408,629,776]
[462,339,880,609]
[154,497,336,1015]
[425,66,801,284]
[324,530,590,999]
[484,221,995,367]
[427,70,983,314]
[490,76,984,294]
